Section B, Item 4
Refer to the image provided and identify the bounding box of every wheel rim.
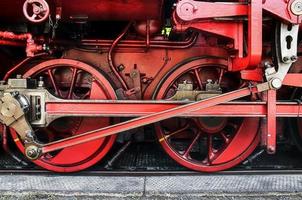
[154,59,260,172]
[10,59,116,172]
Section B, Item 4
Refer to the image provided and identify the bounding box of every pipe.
[4,52,48,81]
[108,22,133,90]
[80,33,198,49]
[146,20,150,49]
[0,32,32,41]
[51,33,198,51]
[0,40,25,47]
[0,31,43,57]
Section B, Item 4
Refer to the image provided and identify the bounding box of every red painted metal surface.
[153,59,260,172]
[11,59,117,172]
[175,0,248,21]
[0,0,164,22]
[263,0,301,24]
[45,101,302,118]
[0,0,302,173]
[41,87,254,154]
[267,90,277,154]
[231,0,263,71]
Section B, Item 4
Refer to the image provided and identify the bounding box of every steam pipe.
[108,22,133,90]
[54,33,198,50]
[0,31,43,57]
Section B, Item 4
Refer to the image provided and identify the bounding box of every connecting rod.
[37,83,267,156]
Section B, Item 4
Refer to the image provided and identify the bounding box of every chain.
[48,15,59,39]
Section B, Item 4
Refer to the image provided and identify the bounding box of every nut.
[25,145,41,160]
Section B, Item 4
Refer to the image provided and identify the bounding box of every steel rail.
[1,169,302,176]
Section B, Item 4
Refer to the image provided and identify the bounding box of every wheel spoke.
[159,124,190,142]
[194,69,203,90]
[218,68,225,84]
[219,131,230,144]
[172,83,178,90]
[192,118,205,131]
[228,122,238,130]
[67,68,78,99]
[48,69,61,97]
[155,63,260,172]
[30,14,37,20]
[207,135,214,164]
[183,132,201,158]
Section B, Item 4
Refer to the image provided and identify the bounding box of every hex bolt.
[291,55,298,62]
[16,74,22,79]
[282,57,290,63]
[38,76,45,88]
[130,71,138,79]
[11,91,19,97]
[117,64,125,72]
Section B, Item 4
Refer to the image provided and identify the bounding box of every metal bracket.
[265,23,299,89]
[0,92,33,141]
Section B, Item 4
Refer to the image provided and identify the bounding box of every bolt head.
[291,55,298,62]
[271,78,282,90]
[117,65,125,71]
[291,0,302,15]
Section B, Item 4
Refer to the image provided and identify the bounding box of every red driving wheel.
[10,59,117,172]
[154,58,260,172]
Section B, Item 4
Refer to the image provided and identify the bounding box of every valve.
[23,0,50,23]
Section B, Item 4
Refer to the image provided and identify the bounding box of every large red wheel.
[288,92,302,152]
[10,59,117,172]
[154,58,260,172]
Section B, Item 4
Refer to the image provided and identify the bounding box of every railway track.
[1,142,302,175]
[1,169,302,176]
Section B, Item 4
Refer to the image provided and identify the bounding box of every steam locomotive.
[0,0,301,172]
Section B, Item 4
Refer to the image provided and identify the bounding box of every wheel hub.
[197,117,228,134]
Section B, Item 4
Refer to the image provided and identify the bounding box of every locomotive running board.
[35,83,268,157]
